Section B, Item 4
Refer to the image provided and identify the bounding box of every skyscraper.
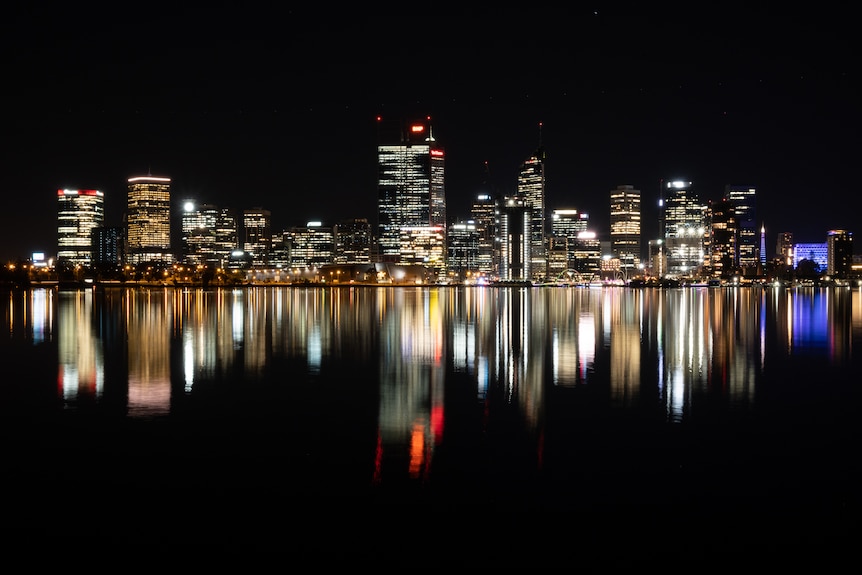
[469,193,498,280]
[126,175,172,265]
[518,133,546,283]
[242,207,272,267]
[725,185,758,273]
[499,195,530,282]
[705,198,737,279]
[663,180,705,278]
[826,229,853,278]
[180,200,219,266]
[376,116,446,275]
[57,188,104,266]
[609,185,641,273]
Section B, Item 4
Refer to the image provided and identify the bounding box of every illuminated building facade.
[242,207,272,267]
[126,175,172,265]
[550,209,589,270]
[826,229,853,277]
[705,198,737,279]
[376,116,446,271]
[92,225,125,266]
[57,188,104,266]
[333,218,372,264]
[287,221,334,269]
[609,185,641,272]
[180,200,220,266]
[776,232,794,266]
[518,145,546,282]
[446,221,479,282]
[470,193,498,279]
[214,208,239,268]
[499,196,530,282]
[793,242,828,271]
[725,185,758,273]
[663,180,705,278]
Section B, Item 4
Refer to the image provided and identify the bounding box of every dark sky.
[4,4,859,262]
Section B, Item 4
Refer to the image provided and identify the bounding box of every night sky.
[4,4,858,262]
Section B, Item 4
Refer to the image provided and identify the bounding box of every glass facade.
[499,196,530,281]
[726,185,758,272]
[126,176,172,265]
[376,117,446,269]
[518,148,546,282]
[663,180,705,278]
[57,188,104,266]
[609,185,641,272]
[242,208,272,266]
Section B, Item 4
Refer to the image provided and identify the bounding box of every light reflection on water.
[2,285,860,495]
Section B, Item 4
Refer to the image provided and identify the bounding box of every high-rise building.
[826,229,853,278]
[705,198,737,279]
[57,188,104,266]
[333,218,372,265]
[242,207,272,267]
[470,192,498,280]
[518,136,546,283]
[609,185,641,273]
[92,225,125,267]
[376,116,446,270]
[446,221,479,283]
[180,200,220,266]
[214,208,239,268]
[776,232,794,266]
[662,180,705,278]
[499,195,530,282]
[287,221,333,270]
[725,185,758,273]
[126,175,172,265]
[550,208,588,270]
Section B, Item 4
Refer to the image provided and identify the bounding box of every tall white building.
[57,188,104,266]
[662,180,704,278]
[376,116,446,276]
[518,140,546,283]
[609,185,641,273]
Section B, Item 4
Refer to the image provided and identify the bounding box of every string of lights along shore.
[28,116,857,286]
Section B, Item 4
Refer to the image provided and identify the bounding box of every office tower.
[180,200,220,266]
[546,235,569,280]
[499,195,531,282]
[470,193,498,280]
[242,207,272,267]
[550,209,588,270]
[662,179,705,278]
[571,231,601,279]
[376,116,446,271]
[725,185,758,273]
[609,185,641,273]
[333,218,372,264]
[287,221,333,269]
[776,232,794,266]
[214,208,239,268]
[126,175,172,265]
[57,188,104,266]
[760,225,767,266]
[518,136,546,283]
[446,221,479,283]
[827,229,853,278]
[705,198,737,279]
[92,225,125,267]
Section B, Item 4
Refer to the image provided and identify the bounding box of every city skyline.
[4,5,858,262]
